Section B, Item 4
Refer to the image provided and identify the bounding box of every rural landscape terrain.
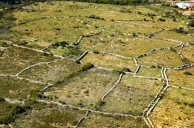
[0,1,194,128]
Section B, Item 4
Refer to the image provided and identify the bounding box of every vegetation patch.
[155,30,194,43]
[19,59,83,83]
[0,76,44,99]
[44,68,119,110]
[102,75,162,115]
[80,32,178,57]
[0,47,55,74]
[82,52,136,71]
[150,88,194,128]
[137,66,162,78]
[138,49,185,67]
[168,67,194,88]
[80,113,148,128]
[14,102,85,127]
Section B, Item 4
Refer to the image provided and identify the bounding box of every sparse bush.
[96,99,106,106]
[93,50,100,54]
[95,99,106,110]
[122,68,131,72]
[112,69,121,74]
[173,27,188,34]
[132,32,137,37]
[80,63,94,71]
[170,47,176,53]
[29,89,43,99]
[0,97,5,102]
[77,100,84,107]
[188,20,194,27]
[158,18,166,22]
[183,71,193,75]
[87,14,105,20]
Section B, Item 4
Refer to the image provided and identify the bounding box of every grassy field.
[102,75,162,115]
[19,58,83,83]
[0,76,44,99]
[80,113,148,128]
[0,1,194,127]
[168,67,194,88]
[44,68,119,110]
[150,88,194,127]
[14,102,85,128]
[0,46,55,74]
[138,49,185,67]
[82,52,136,71]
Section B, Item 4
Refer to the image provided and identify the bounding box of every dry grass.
[0,76,44,99]
[44,68,119,109]
[82,52,136,71]
[80,113,148,128]
[137,66,162,78]
[168,67,194,88]
[14,102,85,127]
[155,31,194,43]
[19,59,82,83]
[80,32,178,57]
[150,88,194,128]
[138,49,185,67]
[102,75,162,115]
[0,47,55,74]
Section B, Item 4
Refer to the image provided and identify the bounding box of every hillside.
[0,1,194,128]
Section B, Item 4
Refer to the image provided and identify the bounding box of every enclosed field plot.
[113,20,184,30]
[50,46,84,59]
[0,76,44,99]
[155,31,194,43]
[150,88,194,128]
[102,75,162,115]
[0,47,55,75]
[94,10,152,21]
[19,59,82,83]
[168,67,194,88]
[80,113,148,128]
[181,45,194,63]
[80,32,178,58]
[82,52,136,72]
[14,102,85,128]
[83,18,159,36]
[137,66,162,78]
[138,49,185,67]
[11,17,99,45]
[44,68,119,109]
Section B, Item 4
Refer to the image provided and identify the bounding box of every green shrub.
[112,69,122,74]
[77,100,84,107]
[29,89,43,99]
[0,97,5,102]
[80,63,94,71]
[188,20,194,27]
[95,99,106,110]
[183,71,193,75]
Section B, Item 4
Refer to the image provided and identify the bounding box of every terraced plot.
[19,58,83,83]
[44,68,119,110]
[138,49,185,67]
[14,102,86,128]
[102,75,162,115]
[0,76,44,99]
[80,113,148,128]
[0,46,55,74]
[168,67,194,88]
[80,32,179,57]
[150,88,194,128]
[82,52,136,71]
